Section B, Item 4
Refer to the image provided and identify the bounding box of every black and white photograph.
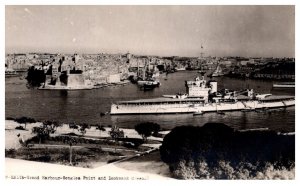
[3,2,296,181]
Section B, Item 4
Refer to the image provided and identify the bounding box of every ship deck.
[116,95,294,105]
[117,97,205,104]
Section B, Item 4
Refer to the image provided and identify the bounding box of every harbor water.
[5,71,295,132]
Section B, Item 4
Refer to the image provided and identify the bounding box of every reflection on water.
[5,71,295,132]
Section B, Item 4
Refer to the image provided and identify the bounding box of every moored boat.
[5,68,19,77]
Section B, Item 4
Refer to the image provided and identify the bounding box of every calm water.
[5,71,295,132]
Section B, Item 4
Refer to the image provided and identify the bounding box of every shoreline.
[5,119,171,179]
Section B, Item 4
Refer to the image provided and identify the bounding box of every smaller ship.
[175,66,186,71]
[136,58,160,91]
[273,82,295,88]
[5,68,18,77]
[143,81,159,90]
[208,64,224,77]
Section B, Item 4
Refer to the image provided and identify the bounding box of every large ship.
[110,76,295,115]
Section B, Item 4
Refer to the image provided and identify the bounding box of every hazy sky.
[5,5,295,57]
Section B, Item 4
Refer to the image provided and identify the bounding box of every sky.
[5,5,295,57]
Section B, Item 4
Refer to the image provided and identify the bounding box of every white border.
[1,1,298,186]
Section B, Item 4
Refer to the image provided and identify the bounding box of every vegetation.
[78,123,90,136]
[9,133,141,167]
[14,116,36,129]
[160,123,295,179]
[42,120,63,134]
[134,122,160,141]
[63,136,77,165]
[69,122,79,131]
[109,126,124,141]
[96,124,106,131]
[5,147,120,167]
[15,126,26,130]
[31,120,62,144]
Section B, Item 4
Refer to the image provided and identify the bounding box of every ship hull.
[110,99,295,115]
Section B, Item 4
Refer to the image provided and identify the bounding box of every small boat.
[142,82,157,91]
[175,67,186,71]
[137,79,160,87]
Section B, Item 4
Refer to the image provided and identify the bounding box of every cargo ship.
[110,76,294,115]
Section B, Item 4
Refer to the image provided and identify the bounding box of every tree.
[109,126,124,153]
[69,122,79,132]
[63,137,77,165]
[109,125,124,141]
[32,125,50,144]
[32,120,62,144]
[14,116,36,129]
[159,123,295,179]
[96,123,106,138]
[134,122,160,142]
[96,124,105,131]
[43,120,62,134]
[78,123,90,136]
